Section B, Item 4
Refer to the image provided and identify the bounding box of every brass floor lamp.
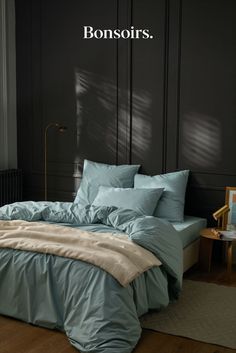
[44,122,67,201]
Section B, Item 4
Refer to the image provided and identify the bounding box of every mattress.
[172,216,207,249]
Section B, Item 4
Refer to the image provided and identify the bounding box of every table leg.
[226,241,233,281]
[199,237,213,272]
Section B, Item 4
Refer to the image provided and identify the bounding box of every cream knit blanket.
[0,220,161,286]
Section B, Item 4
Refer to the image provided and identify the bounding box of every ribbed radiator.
[0,169,22,206]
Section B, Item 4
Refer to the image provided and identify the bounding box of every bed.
[0,160,206,353]
[172,216,207,272]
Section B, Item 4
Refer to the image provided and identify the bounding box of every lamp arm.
[213,205,230,220]
[44,127,49,201]
[45,122,60,134]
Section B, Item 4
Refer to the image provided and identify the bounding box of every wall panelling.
[15,0,236,223]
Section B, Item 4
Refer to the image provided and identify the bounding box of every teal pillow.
[134,170,189,222]
[92,186,164,216]
[74,160,140,205]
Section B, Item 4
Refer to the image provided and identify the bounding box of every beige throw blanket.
[0,220,161,286]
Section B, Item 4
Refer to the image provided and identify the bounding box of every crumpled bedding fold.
[0,201,183,353]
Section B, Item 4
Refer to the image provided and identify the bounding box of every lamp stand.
[44,123,67,201]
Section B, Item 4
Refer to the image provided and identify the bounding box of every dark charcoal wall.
[15,0,236,224]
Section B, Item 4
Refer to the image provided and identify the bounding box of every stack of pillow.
[74,159,189,222]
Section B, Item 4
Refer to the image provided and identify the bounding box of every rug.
[140,280,236,349]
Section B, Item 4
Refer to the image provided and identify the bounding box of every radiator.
[0,169,22,206]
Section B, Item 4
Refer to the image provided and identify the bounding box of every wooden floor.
[0,264,235,353]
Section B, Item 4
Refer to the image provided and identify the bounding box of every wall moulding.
[0,0,17,170]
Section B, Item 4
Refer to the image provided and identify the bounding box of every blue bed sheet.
[0,202,183,353]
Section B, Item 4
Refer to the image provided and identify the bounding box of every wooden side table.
[199,228,235,279]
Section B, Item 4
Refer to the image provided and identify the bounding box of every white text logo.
[83,26,154,40]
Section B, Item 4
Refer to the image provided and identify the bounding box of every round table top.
[200,228,236,242]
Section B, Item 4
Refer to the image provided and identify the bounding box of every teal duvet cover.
[0,202,183,353]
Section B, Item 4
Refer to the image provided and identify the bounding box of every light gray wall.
[0,0,17,170]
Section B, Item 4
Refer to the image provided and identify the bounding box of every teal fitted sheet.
[172,216,207,248]
[0,201,183,353]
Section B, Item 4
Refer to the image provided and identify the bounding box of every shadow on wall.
[181,113,222,169]
[123,90,152,162]
[73,68,152,192]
